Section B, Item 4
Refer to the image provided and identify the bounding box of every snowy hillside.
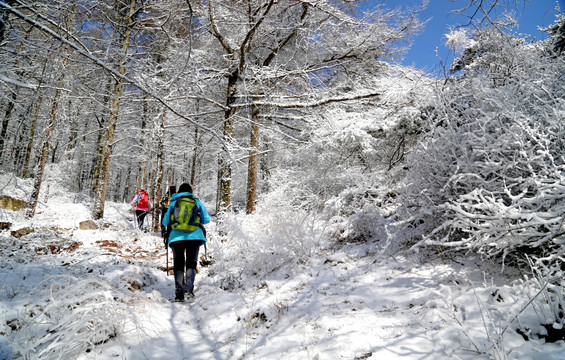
[0,174,564,360]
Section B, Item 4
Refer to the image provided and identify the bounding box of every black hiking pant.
[160,207,166,237]
[170,241,201,296]
[135,210,148,229]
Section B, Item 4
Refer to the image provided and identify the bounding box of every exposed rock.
[79,220,99,230]
[11,227,34,238]
[0,222,11,231]
[0,195,27,211]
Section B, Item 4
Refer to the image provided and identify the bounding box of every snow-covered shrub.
[209,188,330,288]
[398,27,565,264]
[519,259,565,341]
[344,204,390,243]
[323,187,395,244]
[10,275,130,358]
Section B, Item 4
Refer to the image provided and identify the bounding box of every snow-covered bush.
[521,259,565,340]
[343,204,390,243]
[209,190,329,289]
[10,275,130,358]
[398,27,565,264]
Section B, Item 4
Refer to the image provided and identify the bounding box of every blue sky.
[369,0,565,73]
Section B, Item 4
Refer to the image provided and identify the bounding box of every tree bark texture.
[218,73,237,214]
[153,110,166,232]
[136,98,149,192]
[246,102,260,214]
[92,79,112,195]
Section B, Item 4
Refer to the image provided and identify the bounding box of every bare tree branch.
[233,91,382,110]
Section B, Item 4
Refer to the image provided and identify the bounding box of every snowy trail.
[105,236,476,360]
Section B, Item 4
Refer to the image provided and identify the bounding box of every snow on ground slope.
[0,183,564,359]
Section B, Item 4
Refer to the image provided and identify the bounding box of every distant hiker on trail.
[162,183,210,302]
[131,188,152,230]
[159,185,176,241]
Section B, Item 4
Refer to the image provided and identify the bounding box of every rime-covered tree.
[398,26,565,264]
[544,11,565,55]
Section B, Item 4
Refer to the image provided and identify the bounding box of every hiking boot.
[186,291,195,301]
[174,290,184,302]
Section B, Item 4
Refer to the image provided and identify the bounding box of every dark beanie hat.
[178,183,192,193]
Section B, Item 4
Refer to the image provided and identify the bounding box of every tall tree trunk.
[92,0,138,220]
[10,113,27,173]
[92,79,112,194]
[22,52,53,179]
[153,110,166,232]
[25,0,77,215]
[260,141,271,190]
[136,97,149,191]
[190,126,201,192]
[209,0,276,216]
[91,77,124,219]
[0,21,29,163]
[22,94,42,178]
[65,97,82,157]
[50,140,58,163]
[76,113,90,192]
[246,101,260,214]
[91,119,106,194]
[244,4,306,213]
[27,67,67,217]
[0,91,16,159]
[123,166,131,201]
[148,167,155,229]
[190,100,202,192]
[218,73,237,214]
[26,111,53,218]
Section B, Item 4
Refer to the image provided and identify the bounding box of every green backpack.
[170,196,201,232]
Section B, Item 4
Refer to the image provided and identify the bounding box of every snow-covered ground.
[0,175,564,360]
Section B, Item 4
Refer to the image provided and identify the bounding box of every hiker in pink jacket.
[131,189,152,230]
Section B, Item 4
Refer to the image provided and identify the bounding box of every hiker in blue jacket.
[162,183,210,302]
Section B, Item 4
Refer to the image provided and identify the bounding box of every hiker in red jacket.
[130,189,152,230]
